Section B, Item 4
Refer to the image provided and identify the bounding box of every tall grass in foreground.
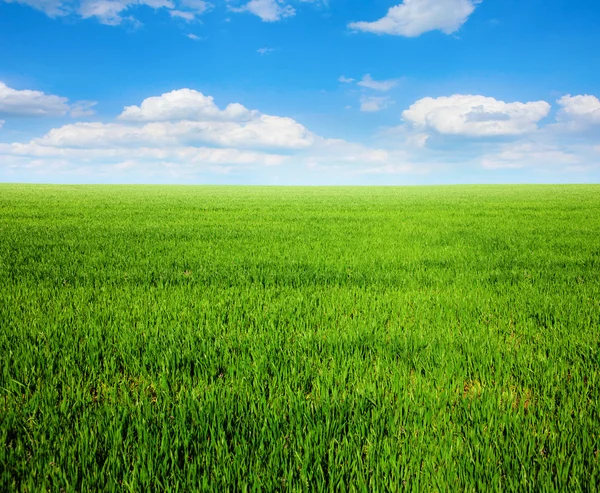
[1,184,599,491]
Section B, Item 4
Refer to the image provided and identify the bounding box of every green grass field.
[1,184,599,491]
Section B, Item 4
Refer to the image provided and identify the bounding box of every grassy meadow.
[1,184,599,491]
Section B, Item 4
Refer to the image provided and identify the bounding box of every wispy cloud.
[229,0,295,22]
[0,81,96,118]
[3,0,211,26]
[357,74,399,92]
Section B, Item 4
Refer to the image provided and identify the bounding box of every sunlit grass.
[1,184,599,491]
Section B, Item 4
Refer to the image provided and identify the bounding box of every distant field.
[1,184,599,491]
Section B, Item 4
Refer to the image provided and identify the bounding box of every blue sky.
[1,0,599,184]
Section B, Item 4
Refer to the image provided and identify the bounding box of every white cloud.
[230,0,295,22]
[402,94,551,137]
[0,120,4,129]
[170,0,210,20]
[4,89,316,153]
[118,89,259,122]
[557,94,600,129]
[13,86,596,183]
[339,76,355,84]
[360,96,392,112]
[170,9,196,20]
[187,33,202,40]
[357,74,398,92]
[4,0,210,25]
[257,47,276,55]
[78,0,174,25]
[6,0,329,27]
[348,0,480,37]
[79,0,130,25]
[0,81,71,117]
[32,117,315,150]
[1,87,419,180]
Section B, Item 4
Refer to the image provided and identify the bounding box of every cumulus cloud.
[13,85,596,182]
[339,76,355,84]
[0,81,98,120]
[33,117,315,150]
[402,94,551,137]
[0,81,71,117]
[357,74,398,92]
[360,96,392,112]
[118,89,260,122]
[0,89,319,173]
[1,87,412,180]
[556,94,600,129]
[229,0,295,22]
[348,0,480,37]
